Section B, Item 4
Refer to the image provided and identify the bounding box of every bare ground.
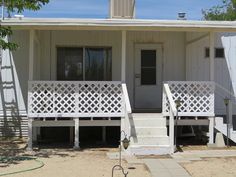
[0,139,151,177]
[181,157,236,177]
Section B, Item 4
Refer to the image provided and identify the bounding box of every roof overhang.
[2,18,236,32]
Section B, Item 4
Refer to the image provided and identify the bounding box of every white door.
[134,44,163,109]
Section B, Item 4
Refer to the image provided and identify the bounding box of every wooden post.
[29,30,35,81]
[169,112,175,153]
[208,117,214,144]
[209,32,215,81]
[27,118,33,151]
[74,118,80,149]
[121,30,126,82]
[102,126,106,143]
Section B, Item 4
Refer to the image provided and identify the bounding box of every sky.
[22,0,223,20]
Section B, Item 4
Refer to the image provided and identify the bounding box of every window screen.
[141,50,156,85]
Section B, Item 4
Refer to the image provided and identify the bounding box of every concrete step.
[129,145,171,155]
[131,136,169,146]
[132,127,167,136]
[132,113,163,119]
[215,117,236,143]
[130,118,166,127]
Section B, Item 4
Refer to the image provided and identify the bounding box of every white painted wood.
[32,120,121,127]
[29,30,35,81]
[166,119,209,126]
[74,118,80,149]
[210,32,215,81]
[163,81,215,117]
[134,44,163,109]
[27,118,33,151]
[122,83,131,113]
[169,112,175,154]
[121,30,126,82]
[28,81,129,118]
[208,117,215,144]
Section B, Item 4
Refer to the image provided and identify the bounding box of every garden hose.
[0,156,44,176]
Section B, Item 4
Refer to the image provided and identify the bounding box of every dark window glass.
[85,48,112,81]
[141,50,156,85]
[205,47,225,59]
[215,48,225,58]
[205,48,210,58]
[57,47,83,81]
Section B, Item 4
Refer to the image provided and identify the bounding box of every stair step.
[132,113,163,119]
[131,136,169,146]
[130,118,166,127]
[132,127,167,136]
[129,145,171,155]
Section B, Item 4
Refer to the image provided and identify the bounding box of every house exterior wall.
[38,30,186,108]
[1,29,234,137]
[126,31,186,107]
[0,30,29,137]
[186,32,235,115]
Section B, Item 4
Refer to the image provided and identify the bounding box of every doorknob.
[135,74,141,78]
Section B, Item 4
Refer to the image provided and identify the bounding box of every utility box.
[110,0,135,19]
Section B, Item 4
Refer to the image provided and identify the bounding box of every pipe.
[1,0,4,20]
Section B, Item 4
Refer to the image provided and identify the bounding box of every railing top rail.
[163,83,177,115]
[122,83,132,114]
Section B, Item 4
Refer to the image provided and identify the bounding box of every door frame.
[133,43,164,110]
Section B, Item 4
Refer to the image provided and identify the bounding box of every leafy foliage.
[202,0,236,21]
[0,0,49,50]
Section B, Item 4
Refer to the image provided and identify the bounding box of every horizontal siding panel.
[0,116,28,137]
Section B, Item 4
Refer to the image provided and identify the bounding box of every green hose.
[0,156,44,176]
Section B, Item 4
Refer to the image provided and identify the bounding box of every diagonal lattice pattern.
[28,81,125,117]
[163,81,215,116]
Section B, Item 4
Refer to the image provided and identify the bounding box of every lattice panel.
[28,81,125,117]
[163,81,215,116]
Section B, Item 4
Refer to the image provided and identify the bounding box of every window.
[85,48,112,81]
[215,48,225,58]
[57,47,83,81]
[141,50,156,85]
[205,47,225,58]
[57,47,112,81]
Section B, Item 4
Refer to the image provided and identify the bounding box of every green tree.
[202,0,236,20]
[0,0,49,50]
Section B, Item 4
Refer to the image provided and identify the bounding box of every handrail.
[163,83,177,115]
[122,83,132,114]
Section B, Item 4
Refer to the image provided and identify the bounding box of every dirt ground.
[181,157,236,177]
[0,139,151,177]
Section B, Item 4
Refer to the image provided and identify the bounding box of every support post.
[27,118,33,151]
[209,32,215,81]
[29,30,35,81]
[102,126,106,143]
[208,117,214,144]
[74,118,80,149]
[121,30,126,82]
[169,113,175,153]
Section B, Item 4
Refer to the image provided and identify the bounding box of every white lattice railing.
[162,81,215,117]
[28,81,130,118]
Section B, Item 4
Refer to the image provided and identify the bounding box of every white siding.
[0,31,29,137]
[126,31,186,107]
[186,32,234,115]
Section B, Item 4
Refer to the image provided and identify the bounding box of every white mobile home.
[1,0,236,154]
